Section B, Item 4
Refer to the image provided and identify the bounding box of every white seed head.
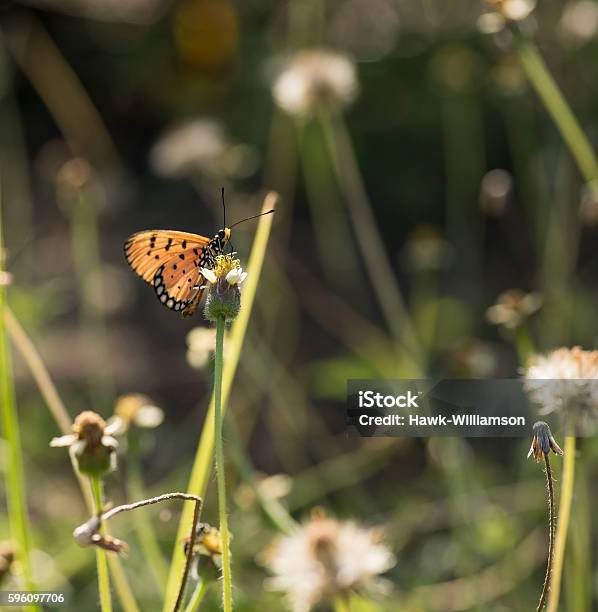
[273,50,358,118]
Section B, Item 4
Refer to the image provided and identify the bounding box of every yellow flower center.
[212,253,240,278]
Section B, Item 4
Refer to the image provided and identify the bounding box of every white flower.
[273,50,358,118]
[560,1,598,44]
[150,119,258,179]
[524,347,598,416]
[106,394,164,434]
[0,271,12,287]
[486,289,543,329]
[200,268,218,284]
[264,513,395,612]
[478,0,536,33]
[225,267,247,286]
[186,327,218,369]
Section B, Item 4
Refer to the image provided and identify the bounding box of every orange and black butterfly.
[124,226,231,317]
[124,192,272,317]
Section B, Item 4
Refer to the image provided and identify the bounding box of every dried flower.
[202,254,246,322]
[524,347,598,421]
[486,289,543,329]
[273,50,358,118]
[51,411,119,476]
[185,522,225,582]
[264,511,395,612]
[527,421,564,461]
[107,394,164,435]
[73,515,128,554]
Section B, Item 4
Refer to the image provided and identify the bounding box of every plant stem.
[90,475,112,612]
[319,114,423,372]
[214,316,233,611]
[174,499,202,612]
[0,189,38,610]
[183,581,208,612]
[537,453,556,611]
[163,193,277,611]
[515,33,598,189]
[547,434,576,612]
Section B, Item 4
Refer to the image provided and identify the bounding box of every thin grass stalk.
[4,307,72,433]
[90,475,112,612]
[69,188,114,405]
[214,316,232,611]
[163,192,278,610]
[547,433,576,612]
[227,418,298,535]
[6,323,138,612]
[0,188,38,610]
[128,459,169,592]
[514,32,598,189]
[318,114,423,371]
[537,454,556,611]
[183,581,208,612]
[5,307,140,612]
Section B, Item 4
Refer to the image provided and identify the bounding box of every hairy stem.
[214,316,233,611]
[90,475,112,612]
[537,453,556,611]
[173,499,202,612]
[547,434,576,612]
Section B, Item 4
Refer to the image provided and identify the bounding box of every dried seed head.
[527,421,564,462]
[51,410,120,476]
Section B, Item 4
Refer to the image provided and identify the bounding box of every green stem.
[214,316,233,611]
[515,33,598,188]
[90,475,112,612]
[128,459,168,594]
[0,188,38,611]
[547,434,576,612]
[163,194,277,611]
[183,581,209,612]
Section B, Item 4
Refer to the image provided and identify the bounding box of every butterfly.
[124,192,273,318]
[124,227,231,317]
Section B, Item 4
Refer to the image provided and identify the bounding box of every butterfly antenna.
[230,209,275,229]
[221,187,226,228]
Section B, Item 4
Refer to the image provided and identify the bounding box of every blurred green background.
[1,0,598,610]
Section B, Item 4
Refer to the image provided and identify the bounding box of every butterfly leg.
[181,285,206,318]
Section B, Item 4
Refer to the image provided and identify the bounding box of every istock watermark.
[347,379,598,437]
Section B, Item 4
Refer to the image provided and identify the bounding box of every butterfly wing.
[124,230,210,313]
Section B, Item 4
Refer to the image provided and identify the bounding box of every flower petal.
[201,268,217,284]
[50,434,77,448]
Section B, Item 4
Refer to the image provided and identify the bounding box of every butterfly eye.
[218,230,226,240]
